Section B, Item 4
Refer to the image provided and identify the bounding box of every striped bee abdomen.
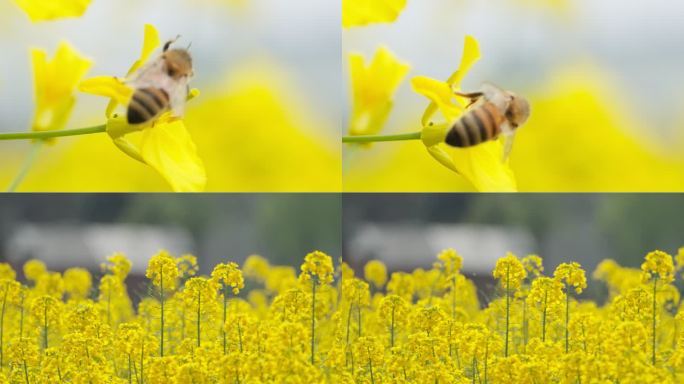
[445,102,505,148]
[127,87,170,125]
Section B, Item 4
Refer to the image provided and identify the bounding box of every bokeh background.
[343,194,684,302]
[343,0,684,191]
[0,193,341,297]
[0,0,340,191]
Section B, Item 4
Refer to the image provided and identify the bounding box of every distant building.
[346,223,537,275]
[5,223,195,276]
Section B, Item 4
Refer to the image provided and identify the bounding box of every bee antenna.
[187,42,192,51]
[163,35,182,52]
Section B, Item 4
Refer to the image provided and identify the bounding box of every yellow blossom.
[13,0,92,22]
[23,259,47,282]
[0,264,16,280]
[211,262,244,295]
[363,260,387,289]
[79,24,206,192]
[522,254,544,278]
[101,252,132,281]
[641,250,675,284]
[176,254,199,279]
[412,35,517,192]
[63,267,92,300]
[348,47,410,136]
[30,42,91,136]
[299,250,334,285]
[493,252,527,290]
[342,0,407,28]
[437,248,463,276]
[146,250,179,291]
[554,262,587,294]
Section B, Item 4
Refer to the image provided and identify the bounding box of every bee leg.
[454,91,483,108]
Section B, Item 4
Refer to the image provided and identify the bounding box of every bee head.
[164,49,193,79]
[505,93,530,128]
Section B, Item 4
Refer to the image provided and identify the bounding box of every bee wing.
[127,55,166,88]
[500,121,515,162]
[167,77,190,117]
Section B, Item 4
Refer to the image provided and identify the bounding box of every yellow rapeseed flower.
[641,250,675,284]
[363,260,387,289]
[146,250,180,291]
[342,0,407,28]
[79,24,206,192]
[348,47,410,136]
[522,254,544,278]
[23,259,47,282]
[412,35,517,192]
[0,264,16,280]
[211,262,244,295]
[30,42,91,136]
[299,250,334,285]
[493,252,527,290]
[13,0,92,22]
[554,262,587,294]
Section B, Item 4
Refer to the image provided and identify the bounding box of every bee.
[445,83,530,160]
[126,38,194,125]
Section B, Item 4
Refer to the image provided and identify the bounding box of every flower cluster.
[327,248,684,383]
[0,250,341,383]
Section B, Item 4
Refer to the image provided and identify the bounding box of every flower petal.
[412,76,463,125]
[14,0,92,22]
[449,140,517,192]
[140,120,207,192]
[426,145,459,173]
[31,42,92,133]
[79,76,134,113]
[126,24,161,76]
[348,47,410,136]
[420,35,481,125]
[342,0,407,28]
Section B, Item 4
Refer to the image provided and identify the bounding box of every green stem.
[223,286,228,355]
[160,270,164,357]
[342,131,422,143]
[140,340,144,384]
[390,305,395,348]
[504,265,510,357]
[7,141,42,192]
[652,276,658,365]
[311,280,316,365]
[196,289,201,347]
[0,125,106,141]
[43,298,48,350]
[1,282,7,367]
[542,290,548,342]
[565,287,570,353]
[237,318,243,353]
[368,348,375,384]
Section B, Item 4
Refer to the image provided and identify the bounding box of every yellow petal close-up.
[421,35,481,126]
[411,76,463,123]
[348,47,410,136]
[139,119,207,192]
[78,76,134,115]
[448,140,517,192]
[342,0,407,28]
[13,0,92,22]
[126,24,161,76]
[31,42,92,133]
